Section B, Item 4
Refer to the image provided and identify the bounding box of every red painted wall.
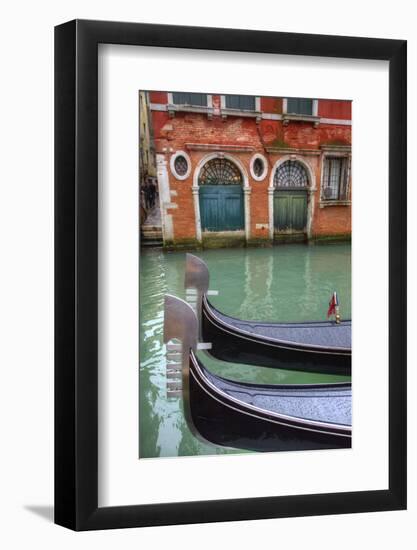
[260,97,283,114]
[149,91,168,104]
[318,100,351,120]
[151,111,170,140]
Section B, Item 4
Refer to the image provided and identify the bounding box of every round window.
[174,155,188,176]
[250,154,268,181]
[253,157,264,178]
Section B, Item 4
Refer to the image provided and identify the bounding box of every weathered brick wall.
[313,205,352,237]
[259,121,351,149]
[168,169,195,241]
[250,177,270,240]
[149,97,352,244]
[311,152,352,238]
[155,113,264,150]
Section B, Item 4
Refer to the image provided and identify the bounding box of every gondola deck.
[192,352,351,434]
[164,294,352,453]
[185,253,352,374]
[207,298,351,350]
[197,355,351,427]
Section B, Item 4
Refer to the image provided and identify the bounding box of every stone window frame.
[283,98,318,116]
[220,95,262,123]
[249,153,268,181]
[167,93,214,118]
[282,98,320,127]
[170,150,192,181]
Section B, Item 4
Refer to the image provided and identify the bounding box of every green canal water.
[139,243,351,458]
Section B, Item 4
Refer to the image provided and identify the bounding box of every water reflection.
[139,243,351,458]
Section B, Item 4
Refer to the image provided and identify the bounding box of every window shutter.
[225,95,256,110]
[323,157,348,200]
[287,98,313,115]
[172,93,207,106]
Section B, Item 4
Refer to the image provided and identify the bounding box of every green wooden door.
[199,185,244,231]
[274,190,307,232]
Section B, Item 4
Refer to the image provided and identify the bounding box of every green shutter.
[287,98,313,115]
[172,92,207,106]
[225,95,256,110]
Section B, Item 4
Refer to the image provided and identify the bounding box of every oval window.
[174,155,188,177]
[253,157,264,178]
[250,154,267,181]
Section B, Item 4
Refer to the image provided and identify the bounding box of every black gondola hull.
[188,353,351,452]
[202,297,351,375]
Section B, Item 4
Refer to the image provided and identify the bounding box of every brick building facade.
[147,92,351,248]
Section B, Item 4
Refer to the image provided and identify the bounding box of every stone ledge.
[274,232,307,244]
[319,200,351,208]
[163,238,201,251]
[220,108,262,123]
[202,231,246,249]
[320,144,352,153]
[265,147,321,156]
[247,238,272,248]
[310,234,351,243]
[282,113,320,127]
[167,104,214,118]
[185,143,255,153]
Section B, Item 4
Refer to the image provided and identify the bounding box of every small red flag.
[327,292,339,318]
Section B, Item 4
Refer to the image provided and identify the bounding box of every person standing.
[148,180,156,208]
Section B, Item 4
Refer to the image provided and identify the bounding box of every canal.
[139,243,351,458]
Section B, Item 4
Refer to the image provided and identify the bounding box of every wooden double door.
[274,189,308,233]
[199,185,244,232]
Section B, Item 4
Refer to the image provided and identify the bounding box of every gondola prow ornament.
[327,291,341,324]
[184,253,218,336]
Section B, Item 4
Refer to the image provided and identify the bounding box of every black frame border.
[55,19,407,531]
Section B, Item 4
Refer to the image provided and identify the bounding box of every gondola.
[164,294,351,452]
[185,253,351,375]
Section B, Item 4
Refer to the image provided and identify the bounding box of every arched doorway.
[198,158,244,232]
[273,160,309,237]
